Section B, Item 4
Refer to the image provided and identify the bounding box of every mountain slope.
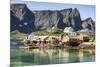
[11,4,36,33]
[82,17,95,31]
[10,4,95,33]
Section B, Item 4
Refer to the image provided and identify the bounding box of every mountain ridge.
[10,4,95,34]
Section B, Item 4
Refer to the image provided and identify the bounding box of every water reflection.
[79,49,95,62]
[10,48,95,66]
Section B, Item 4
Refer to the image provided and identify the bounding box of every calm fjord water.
[10,48,95,66]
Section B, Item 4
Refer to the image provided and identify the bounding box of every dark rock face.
[10,4,36,33]
[82,17,95,32]
[34,8,82,30]
[60,8,82,30]
[34,10,63,30]
[10,4,95,33]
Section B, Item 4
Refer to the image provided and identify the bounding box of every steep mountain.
[60,8,82,30]
[10,4,36,33]
[33,8,82,30]
[82,17,95,32]
[33,10,63,30]
[10,4,95,33]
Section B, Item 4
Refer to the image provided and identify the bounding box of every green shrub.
[33,28,63,35]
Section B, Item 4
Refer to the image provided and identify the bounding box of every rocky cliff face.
[82,17,95,31]
[10,4,95,33]
[33,10,63,30]
[10,4,36,33]
[60,8,82,30]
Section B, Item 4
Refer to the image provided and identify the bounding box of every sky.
[11,0,95,21]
